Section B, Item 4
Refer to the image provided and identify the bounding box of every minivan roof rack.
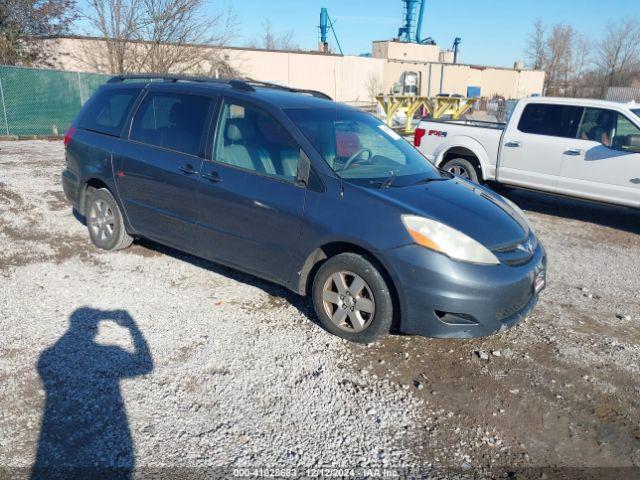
[106,74,332,100]
[242,78,332,100]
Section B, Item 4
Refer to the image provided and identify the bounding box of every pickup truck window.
[612,114,640,152]
[577,108,615,147]
[286,107,441,187]
[577,107,640,152]
[518,103,583,139]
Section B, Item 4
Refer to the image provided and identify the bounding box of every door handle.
[202,171,222,183]
[504,141,521,148]
[179,164,197,175]
[564,148,584,156]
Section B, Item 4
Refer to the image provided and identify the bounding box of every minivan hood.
[356,178,528,249]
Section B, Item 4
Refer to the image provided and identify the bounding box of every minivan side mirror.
[296,149,311,187]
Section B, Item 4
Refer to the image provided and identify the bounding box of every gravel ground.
[1,140,639,478]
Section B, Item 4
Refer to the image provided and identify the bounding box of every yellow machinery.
[376,95,478,134]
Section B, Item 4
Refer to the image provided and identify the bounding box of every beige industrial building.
[39,36,544,104]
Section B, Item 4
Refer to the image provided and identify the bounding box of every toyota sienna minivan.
[62,75,547,343]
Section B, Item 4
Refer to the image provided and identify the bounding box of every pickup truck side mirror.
[621,134,640,152]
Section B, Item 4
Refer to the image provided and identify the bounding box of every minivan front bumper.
[380,242,547,338]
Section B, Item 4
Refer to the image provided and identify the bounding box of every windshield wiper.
[411,176,450,186]
[375,171,396,189]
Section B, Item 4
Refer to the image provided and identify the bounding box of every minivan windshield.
[632,108,640,119]
[285,108,443,187]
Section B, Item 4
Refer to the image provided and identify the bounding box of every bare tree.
[545,24,576,95]
[524,20,598,98]
[0,0,77,65]
[365,72,381,105]
[135,0,237,74]
[83,0,141,73]
[249,19,298,51]
[571,33,592,96]
[594,18,640,95]
[525,19,546,70]
[83,0,238,75]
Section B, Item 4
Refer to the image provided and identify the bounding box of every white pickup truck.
[414,97,640,208]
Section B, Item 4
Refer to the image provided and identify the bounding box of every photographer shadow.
[31,308,153,480]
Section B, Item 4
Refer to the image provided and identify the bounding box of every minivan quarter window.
[130,91,213,157]
[214,100,300,182]
[517,103,583,139]
[78,87,141,137]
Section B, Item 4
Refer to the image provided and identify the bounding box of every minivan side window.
[213,101,299,181]
[577,107,640,152]
[130,92,213,156]
[517,103,583,138]
[78,88,141,137]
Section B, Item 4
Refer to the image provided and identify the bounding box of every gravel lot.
[1,140,639,478]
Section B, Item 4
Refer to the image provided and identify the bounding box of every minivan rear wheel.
[86,188,133,251]
[312,253,393,343]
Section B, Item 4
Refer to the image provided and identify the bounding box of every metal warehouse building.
[38,36,545,105]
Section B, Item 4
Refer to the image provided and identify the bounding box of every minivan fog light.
[401,215,500,265]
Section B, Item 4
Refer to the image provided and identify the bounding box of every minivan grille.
[493,234,537,266]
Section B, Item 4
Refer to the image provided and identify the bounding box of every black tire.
[441,158,481,184]
[312,253,393,344]
[86,188,133,251]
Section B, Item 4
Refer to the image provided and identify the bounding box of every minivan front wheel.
[312,253,393,343]
[86,188,133,251]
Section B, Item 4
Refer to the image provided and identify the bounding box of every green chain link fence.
[0,65,110,136]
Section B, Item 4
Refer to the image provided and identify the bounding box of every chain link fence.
[0,65,110,136]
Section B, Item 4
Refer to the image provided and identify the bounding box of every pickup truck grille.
[493,234,538,266]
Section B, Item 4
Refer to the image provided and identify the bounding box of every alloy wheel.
[448,164,470,179]
[322,271,375,333]
[89,199,115,242]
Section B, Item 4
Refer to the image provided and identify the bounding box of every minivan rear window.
[518,103,583,138]
[78,87,141,137]
[130,92,212,156]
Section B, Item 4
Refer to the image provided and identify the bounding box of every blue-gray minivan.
[62,75,547,343]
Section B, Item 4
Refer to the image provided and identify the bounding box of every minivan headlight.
[401,215,500,265]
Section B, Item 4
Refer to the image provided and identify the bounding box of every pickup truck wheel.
[442,158,480,184]
[86,188,133,251]
[312,253,393,344]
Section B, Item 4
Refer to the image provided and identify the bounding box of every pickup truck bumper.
[380,243,547,338]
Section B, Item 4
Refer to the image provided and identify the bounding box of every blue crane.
[319,7,343,55]
[397,0,435,45]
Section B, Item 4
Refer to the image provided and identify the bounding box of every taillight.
[63,127,76,148]
[414,128,426,147]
